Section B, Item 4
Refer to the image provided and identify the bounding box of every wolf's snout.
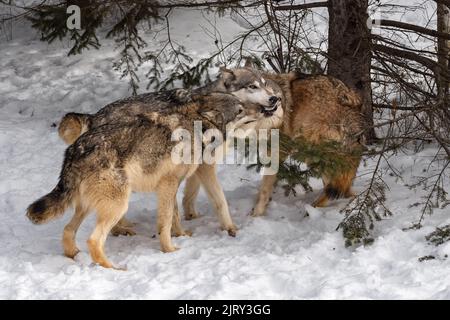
[260,102,278,117]
[269,96,279,105]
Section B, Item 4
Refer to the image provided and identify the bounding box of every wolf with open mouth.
[27,92,269,269]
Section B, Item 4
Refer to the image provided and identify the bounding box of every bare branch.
[156,0,261,9]
[373,44,447,76]
[379,19,450,40]
[273,1,328,11]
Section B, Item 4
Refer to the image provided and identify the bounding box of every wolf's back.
[58,113,92,145]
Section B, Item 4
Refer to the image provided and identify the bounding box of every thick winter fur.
[58,89,193,145]
[27,93,263,269]
[250,71,364,215]
[58,113,91,145]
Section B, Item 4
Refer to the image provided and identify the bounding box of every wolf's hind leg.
[183,174,201,220]
[252,174,278,217]
[63,202,89,259]
[88,197,128,268]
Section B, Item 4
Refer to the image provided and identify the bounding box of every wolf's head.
[205,66,284,130]
[214,67,281,110]
[192,92,272,136]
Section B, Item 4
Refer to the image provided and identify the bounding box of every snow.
[1,7,450,300]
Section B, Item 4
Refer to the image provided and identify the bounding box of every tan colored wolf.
[250,70,364,215]
[26,93,264,269]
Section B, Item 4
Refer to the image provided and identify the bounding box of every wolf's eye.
[248,84,258,90]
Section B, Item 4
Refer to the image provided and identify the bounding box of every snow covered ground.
[1,7,450,300]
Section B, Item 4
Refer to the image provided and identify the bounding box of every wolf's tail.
[27,151,78,224]
[325,157,360,200]
[58,113,92,145]
[26,179,75,225]
[314,152,362,208]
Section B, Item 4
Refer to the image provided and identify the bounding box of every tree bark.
[327,0,376,143]
[437,3,450,102]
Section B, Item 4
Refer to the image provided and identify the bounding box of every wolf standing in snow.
[57,67,285,234]
[26,93,264,269]
[253,68,365,214]
[57,64,363,221]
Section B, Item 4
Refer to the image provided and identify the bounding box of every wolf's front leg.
[182,174,201,220]
[195,164,237,237]
[157,176,180,253]
[172,202,192,237]
[251,174,278,217]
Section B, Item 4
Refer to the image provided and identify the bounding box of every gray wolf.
[26,93,264,269]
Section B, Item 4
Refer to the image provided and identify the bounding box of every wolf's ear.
[219,66,235,88]
[243,58,254,69]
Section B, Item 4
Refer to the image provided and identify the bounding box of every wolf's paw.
[111,225,136,237]
[161,245,180,253]
[226,225,238,237]
[250,207,265,217]
[184,211,200,220]
[64,247,80,259]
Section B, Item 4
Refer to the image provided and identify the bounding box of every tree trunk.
[437,3,450,102]
[327,0,376,143]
